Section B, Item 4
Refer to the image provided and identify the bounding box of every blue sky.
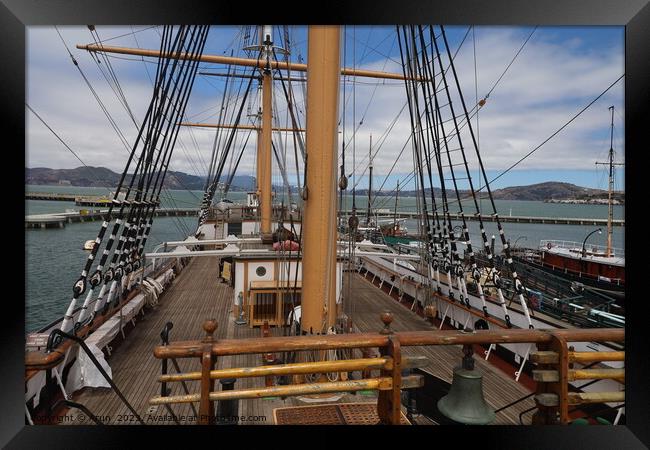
[26,25,624,191]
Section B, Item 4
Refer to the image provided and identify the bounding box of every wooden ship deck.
[61,255,535,425]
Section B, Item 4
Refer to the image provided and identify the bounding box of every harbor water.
[25,185,624,332]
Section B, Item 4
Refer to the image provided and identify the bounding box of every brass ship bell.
[437,344,495,425]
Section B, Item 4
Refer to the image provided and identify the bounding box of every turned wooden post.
[531,334,568,425]
[261,321,275,387]
[379,311,394,335]
[198,319,217,425]
[531,342,556,425]
[377,312,402,424]
[551,334,570,424]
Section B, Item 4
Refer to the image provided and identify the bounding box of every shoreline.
[545,198,624,205]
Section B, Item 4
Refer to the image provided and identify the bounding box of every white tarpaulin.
[65,295,147,393]
[65,342,112,392]
[25,369,47,408]
[86,316,122,350]
[121,294,145,322]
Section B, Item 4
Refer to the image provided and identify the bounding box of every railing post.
[531,334,568,425]
[377,313,402,424]
[261,321,275,387]
[551,334,570,424]
[531,342,558,425]
[198,319,217,425]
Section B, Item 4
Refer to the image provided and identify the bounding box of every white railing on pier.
[540,240,624,257]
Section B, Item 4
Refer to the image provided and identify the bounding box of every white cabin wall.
[241,221,301,236]
[241,221,259,235]
[277,260,302,283]
[197,223,223,240]
[234,262,245,299]
[287,223,301,235]
[247,261,275,282]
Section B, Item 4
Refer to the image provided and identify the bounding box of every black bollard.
[216,378,239,424]
[401,369,418,424]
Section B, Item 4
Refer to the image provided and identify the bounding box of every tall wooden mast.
[300,25,341,334]
[258,26,273,234]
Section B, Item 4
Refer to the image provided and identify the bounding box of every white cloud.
[26,25,624,190]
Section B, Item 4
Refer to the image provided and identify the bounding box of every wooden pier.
[26,192,78,202]
[340,210,624,227]
[25,208,199,229]
[26,192,113,207]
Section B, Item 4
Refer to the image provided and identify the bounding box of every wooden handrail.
[161,357,378,382]
[568,368,625,383]
[153,328,624,359]
[568,351,625,363]
[150,376,424,405]
[158,355,428,383]
[568,391,625,405]
[151,315,625,425]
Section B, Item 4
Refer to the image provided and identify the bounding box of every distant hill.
[25,166,256,191]
[359,181,622,202]
[26,168,623,202]
[489,182,610,201]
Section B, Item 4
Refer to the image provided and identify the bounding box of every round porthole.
[256,266,267,277]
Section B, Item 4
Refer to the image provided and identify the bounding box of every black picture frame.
[2,0,648,448]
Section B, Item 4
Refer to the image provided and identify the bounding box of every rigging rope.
[484,26,537,102]
[395,25,527,330]
[55,26,210,338]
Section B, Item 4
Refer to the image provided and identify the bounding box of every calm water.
[25,185,624,332]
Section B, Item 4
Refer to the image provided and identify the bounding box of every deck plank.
[63,257,535,425]
[346,272,536,425]
[64,256,230,425]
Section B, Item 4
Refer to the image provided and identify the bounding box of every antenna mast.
[595,106,623,257]
[367,134,373,227]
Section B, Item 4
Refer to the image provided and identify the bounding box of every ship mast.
[366,134,373,227]
[393,180,399,232]
[596,105,623,257]
[300,25,341,334]
[258,25,273,235]
[606,106,614,257]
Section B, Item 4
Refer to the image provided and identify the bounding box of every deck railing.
[540,240,624,257]
[151,314,624,425]
[205,204,302,222]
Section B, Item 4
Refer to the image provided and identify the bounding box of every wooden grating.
[273,402,410,425]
